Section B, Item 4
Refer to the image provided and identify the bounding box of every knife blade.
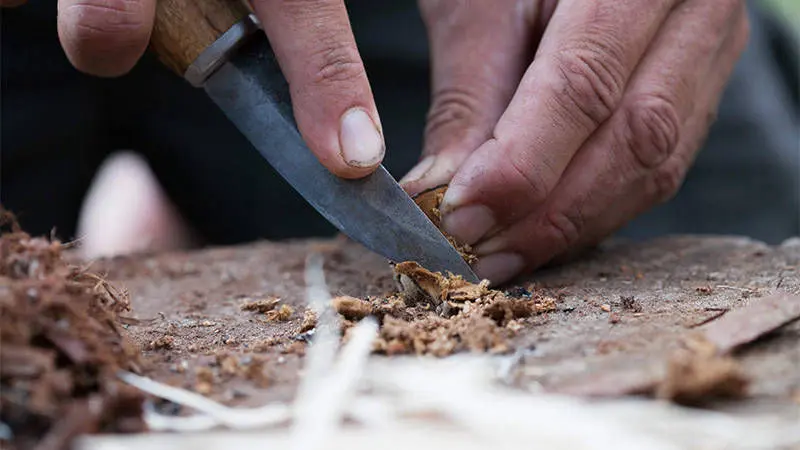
[150,4,479,282]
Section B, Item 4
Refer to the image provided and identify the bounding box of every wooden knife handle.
[150,0,252,77]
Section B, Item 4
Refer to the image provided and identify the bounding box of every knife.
[149,0,479,282]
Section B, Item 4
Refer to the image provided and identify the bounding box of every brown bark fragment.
[701,293,800,353]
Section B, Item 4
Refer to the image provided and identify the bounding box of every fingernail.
[474,234,506,256]
[474,253,525,285]
[399,156,436,185]
[440,183,468,213]
[339,108,384,168]
[442,204,495,246]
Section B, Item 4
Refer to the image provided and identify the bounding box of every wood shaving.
[412,185,478,265]
[266,304,294,322]
[332,296,373,321]
[298,308,318,333]
[240,297,280,314]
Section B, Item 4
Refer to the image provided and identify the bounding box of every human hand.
[402,0,749,283]
[1,0,384,179]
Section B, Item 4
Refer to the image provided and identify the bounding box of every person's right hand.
[1,0,385,179]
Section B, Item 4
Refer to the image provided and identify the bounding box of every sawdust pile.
[332,262,555,357]
[0,212,145,450]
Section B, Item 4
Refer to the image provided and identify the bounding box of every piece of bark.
[701,292,800,353]
[549,293,800,401]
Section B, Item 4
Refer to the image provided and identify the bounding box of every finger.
[439,0,680,246]
[399,0,540,196]
[472,0,749,284]
[57,0,156,77]
[251,0,383,179]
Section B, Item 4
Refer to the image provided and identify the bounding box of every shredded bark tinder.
[0,211,145,450]
[331,261,556,357]
[412,185,478,265]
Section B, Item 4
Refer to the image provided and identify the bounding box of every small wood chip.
[266,305,294,322]
[298,308,318,333]
[240,297,280,314]
[332,296,373,321]
[147,335,174,350]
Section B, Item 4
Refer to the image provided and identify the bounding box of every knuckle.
[620,94,681,169]
[65,0,149,45]
[547,42,626,130]
[734,12,751,54]
[425,87,481,139]
[649,163,685,203]
[543,208,583,249]
[310,43,366,87]
[503,145,555,207]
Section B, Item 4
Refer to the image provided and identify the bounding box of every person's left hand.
[401,0,750,284]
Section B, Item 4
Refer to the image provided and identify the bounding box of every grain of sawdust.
[620,295,642,312]
[332,295,373,320]
[298,308,318,333]
[240,296,280,313]
[266,304,294,322]
[147,335,175,350]
[336,262,556,357]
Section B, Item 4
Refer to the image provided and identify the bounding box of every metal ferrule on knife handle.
[150,0,258,87]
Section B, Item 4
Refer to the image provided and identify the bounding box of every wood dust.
[0,211,145,450]
[332,262,557,357]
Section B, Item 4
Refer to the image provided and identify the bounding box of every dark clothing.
[2,1,798,245]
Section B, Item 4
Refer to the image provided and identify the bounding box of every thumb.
[400,0,536,196]
[57,0,156,77]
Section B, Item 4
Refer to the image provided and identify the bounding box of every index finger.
[251,0,384,179]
